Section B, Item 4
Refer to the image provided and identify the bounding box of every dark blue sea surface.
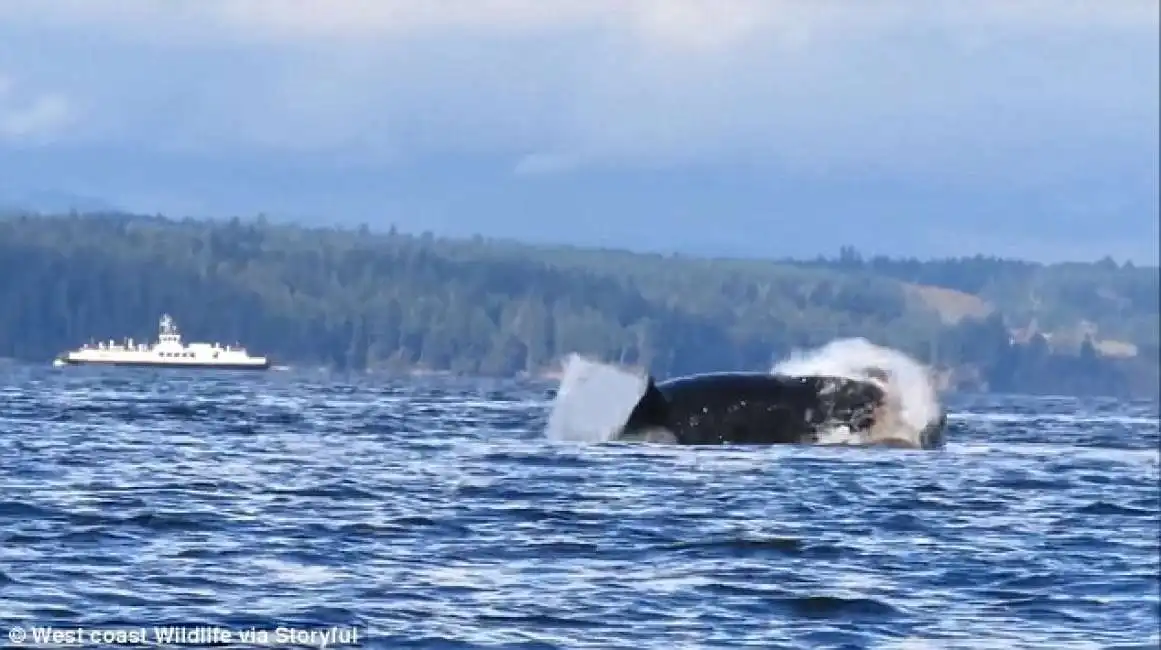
[1,365,1158,649]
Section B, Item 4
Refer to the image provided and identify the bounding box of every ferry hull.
[56,315,272,372]
[57,357,271,371]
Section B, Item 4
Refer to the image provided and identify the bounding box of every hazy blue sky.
[1,1,1157,262]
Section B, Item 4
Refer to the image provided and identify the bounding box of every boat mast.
[159,314,181,345]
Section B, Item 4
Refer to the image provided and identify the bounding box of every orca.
[545,355,947,449]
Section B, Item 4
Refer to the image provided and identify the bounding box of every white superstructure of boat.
[54,314,271,370]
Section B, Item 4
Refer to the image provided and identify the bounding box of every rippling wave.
[1,365,1158,649]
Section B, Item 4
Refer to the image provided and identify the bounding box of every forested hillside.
[1,212,1156,398]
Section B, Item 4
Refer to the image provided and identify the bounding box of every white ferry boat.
[53,314,271,370]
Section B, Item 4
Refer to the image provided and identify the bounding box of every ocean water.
[0,365,1158,649]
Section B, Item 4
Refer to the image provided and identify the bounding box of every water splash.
[772,337,943,447]
[544,353,651,443]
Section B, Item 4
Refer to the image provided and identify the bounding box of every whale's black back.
[625,372,885,445]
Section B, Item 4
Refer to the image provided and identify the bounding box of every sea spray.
[772,337,943,446]
[544,353,652,443]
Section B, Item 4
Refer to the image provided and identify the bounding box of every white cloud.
[0,0,1154,178]
[3,0,1155,42]
[0,74,75,142]
[0,0,767,45]
[0,0,1133,46]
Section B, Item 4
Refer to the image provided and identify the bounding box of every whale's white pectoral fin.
[545,353,651,443]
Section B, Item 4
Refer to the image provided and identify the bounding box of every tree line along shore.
[1,211,1156,398]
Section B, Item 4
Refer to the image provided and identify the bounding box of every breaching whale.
[545,355,947,449]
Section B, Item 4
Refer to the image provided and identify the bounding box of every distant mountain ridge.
[2,146,1155,264]
[0,189,124,214]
